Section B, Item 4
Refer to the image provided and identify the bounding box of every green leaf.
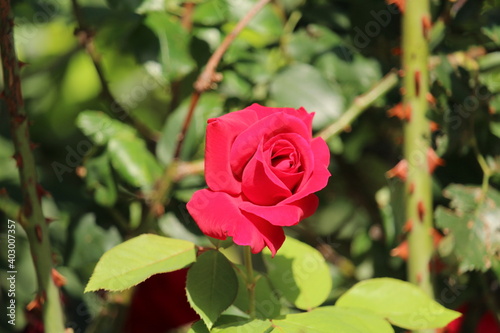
[263,237,332,310]
[269,63,344,129]
[336,278,461,330]
[83,153,118,207]
[192,0,228,26]
[85,234,196,292]
[76,111,136,146]
[145,12,196,81]
[213,319,272,332]
[435,184,500,272]
[107,136,162,191]
[271,307,394,333]
[186,250,239,329]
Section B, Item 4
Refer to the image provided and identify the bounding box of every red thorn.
[417,200,425,222]
[24,200,32,217]
[414,70,421,97]
[409,182,415,194]
[431,228,443,247]
[12,153,23,168]
[386,0,405,13]
[36,184,51,200]
[26,294,44,311]
[51,268,67,287]
[12,114,26,124]
[403,219,413,233]
[391,47,402,56]
[18,61,28,68]
[430,121,440,132]
[427,148,445,173]
[45,217,56,224]
[35,225,43,242]
[387,103,412,121]
[426,93,436,105]
[390,240,409,260]
[422,15,432,39]
[386,159,408,181]
[29,142,39,150]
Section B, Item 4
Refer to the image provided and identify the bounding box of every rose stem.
[244,247,257,319]
[402,0,435,329]
[138,0,272,233]
[70,0,160,142]
[0,1,66,331]
[317,69,399,141]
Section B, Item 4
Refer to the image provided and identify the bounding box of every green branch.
[0,1,65,331]
[317,69,399,141]
[402,1,434,331]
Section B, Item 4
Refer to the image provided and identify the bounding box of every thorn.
[12,153,23,168]
[409,182,415,194]
[29,142,39,150]
[12,114,26,124]
[417,200,425,222]
[427,148,445,173]
[431,228,443,247]
[24,200,32,217]
[426,92,436,105]
[386,0,405,13]
[403,219,413,233]
[76,166,87,178]
[414,70,421,97]
[386,159,408,181]
[18,61,28,68]
[26,294,44,311]
[390,240,408,260]
[36,184,51,200]
[0,188,7,196]
[152,203,164,217]
[387,103,411,121]
[45,217,56,224]
[391,47,402,56]
[422,15,432,39]
[51,268,67,287]
[398,69,405,77]
[430,121,440,132]
[35,225,43,242]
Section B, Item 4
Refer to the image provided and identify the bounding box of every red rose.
[187,104,330,255]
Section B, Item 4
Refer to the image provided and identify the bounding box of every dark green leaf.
[186,250,239,329]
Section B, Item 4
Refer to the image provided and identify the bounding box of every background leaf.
[85,234,196,292]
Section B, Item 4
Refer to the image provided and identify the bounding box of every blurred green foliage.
[1,0,500,332]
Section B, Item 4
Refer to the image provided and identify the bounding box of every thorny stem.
[317,69,399,141]
[244,246,256,319]
[0,1,66,331]
[70,0,160,142]
[402,1,434,330]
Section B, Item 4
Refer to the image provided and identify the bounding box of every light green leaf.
[145,12,196,81]
[85,234,196,292]
[263,237,332,310]
[269,63,344,129]
[186,250,239,329]
[435,184,500,272]
[336,278,461,330]
[271,306,394,333]
[76,111,136,146]
[107,136,162,191]
[213,319,272,332]
[84,153,117,207]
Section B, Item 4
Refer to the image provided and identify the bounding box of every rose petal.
[186,189,285,255]
[242,143,291,205]
[240,202,301,226]
[230,113,311,179]
[205,111,258,194]
[244,104,314,132]
[282,138,331,204]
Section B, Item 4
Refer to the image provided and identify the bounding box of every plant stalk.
[244,247,256,319]
[0,1,66,331]
[402,1,435,331]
